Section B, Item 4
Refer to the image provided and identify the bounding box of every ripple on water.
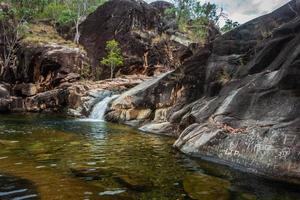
[99,189,126,196]
[0,175,39,200]
[0,114,300,200]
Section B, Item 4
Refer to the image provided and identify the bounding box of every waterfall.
[89,95,119,120]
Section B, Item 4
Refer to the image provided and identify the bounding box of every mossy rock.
[0,140,19,148]
[183,173,231,200]
[25,142,49,154]
[114,174,153,192]
[70,167,113,181]
[238,193,257,200]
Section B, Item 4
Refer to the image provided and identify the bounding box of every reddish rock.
[79,0,188,79]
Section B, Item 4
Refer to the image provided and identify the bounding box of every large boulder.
[15,23,90,88]
[79,0,188,79]
[0,83,11,112]
[106,0,300,183]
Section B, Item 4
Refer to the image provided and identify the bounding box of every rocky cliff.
[79,0,190,79]
[106,0,300,184]
[0,0,176,114]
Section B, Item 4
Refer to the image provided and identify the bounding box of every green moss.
[183,173,231,200]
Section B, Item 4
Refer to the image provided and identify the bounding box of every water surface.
[0,114,299,200]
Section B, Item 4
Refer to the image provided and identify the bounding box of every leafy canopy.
[221,19,240,33]
[3,0,106,25]
[101,39,124,68]
[166,0,239,43]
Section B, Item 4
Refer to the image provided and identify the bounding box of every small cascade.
[89,95,119,121]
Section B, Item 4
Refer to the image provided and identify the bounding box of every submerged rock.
[183,173,231,200]
[114,174,153,192]
[0,174,39,200]
[70,167,112,181]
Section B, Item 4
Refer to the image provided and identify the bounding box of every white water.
[89,95,119,121]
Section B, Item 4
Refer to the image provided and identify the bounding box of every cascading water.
[89,95,119,120]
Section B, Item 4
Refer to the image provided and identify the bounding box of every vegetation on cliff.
[166,0,239,43]
[100,39,124,80]
[1,0,106,43]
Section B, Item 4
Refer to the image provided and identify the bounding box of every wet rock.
[9,97,25,112]
[70,167,112,181]
[114,174,153,192]
[0,174,39,200]
[139,122,174,136]
[0,84,9,98]
[237,193,257,200]
[106,72,173,124]
[183,174,231,200]
[0,84,12,112]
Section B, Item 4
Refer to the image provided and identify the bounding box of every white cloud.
[146,0,290,24]
[205,0,290,23]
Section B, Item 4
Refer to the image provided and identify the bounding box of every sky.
[146,0,290,25]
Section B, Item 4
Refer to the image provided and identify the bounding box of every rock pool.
[0,114,299,200]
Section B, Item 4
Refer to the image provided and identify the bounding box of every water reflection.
[0,114,299,200]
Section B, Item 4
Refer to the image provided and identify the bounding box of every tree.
[100,40,124,79]
[166,0,238,43]
[48,0,106,44]
[5,0,50,20]
[221,19,240,33]
[0,9,28,77]
[4,0,107,43]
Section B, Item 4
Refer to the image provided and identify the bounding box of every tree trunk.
[110,64,114,79]
[74,19,80,44]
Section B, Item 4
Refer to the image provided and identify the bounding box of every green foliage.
[58,9,77,25]
[3,0,106,23]
[100,39,124,79]
[37,2,67,21]
[167,0,239,43]
[0,10,6,21]
[221,19,240,33]
[5,0,49,19]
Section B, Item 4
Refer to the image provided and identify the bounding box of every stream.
[0,114,299,200]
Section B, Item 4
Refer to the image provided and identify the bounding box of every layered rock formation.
[79,0,190,78]
[0,23,93,114]
[1,0,187,115]
[106,1,300,183]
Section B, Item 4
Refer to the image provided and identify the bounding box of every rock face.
[106,1,300,183]
[0,83,11,112]
[0,23,93,114]
[0,1,179,116]
[79,0,189,79]
[7,75,149,115]
[0,21,150,114]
